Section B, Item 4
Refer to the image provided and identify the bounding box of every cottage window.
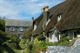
[57,15,62,22]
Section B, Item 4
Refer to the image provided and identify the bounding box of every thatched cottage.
[56,0,80,39]
[26,0,80,42]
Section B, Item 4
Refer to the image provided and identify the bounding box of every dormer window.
[33,25,37,31]
[57,15,62,22]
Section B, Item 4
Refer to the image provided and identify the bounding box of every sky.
[0,0,64,21]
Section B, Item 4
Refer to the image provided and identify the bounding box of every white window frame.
[57,15,62,22]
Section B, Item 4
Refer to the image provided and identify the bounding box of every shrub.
[46,36,70,46]
[19,39,27,49]
[23,48,28,53]
[32,37,47,53]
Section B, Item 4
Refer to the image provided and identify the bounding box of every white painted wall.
[33,25,37,31]
[46,19,51,26]
[49,34,58,43]
[77,34,80,38]
[49,30,58,43]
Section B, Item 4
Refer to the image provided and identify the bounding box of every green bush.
[19,39,27,49]
[32,37,47,53]
[46,37,70,46]
[23,48,28,53]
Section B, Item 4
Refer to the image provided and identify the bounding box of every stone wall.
[47,38,80,53]
[47,46,71,53]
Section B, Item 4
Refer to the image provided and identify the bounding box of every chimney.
[42,6,49,12]
[42,5,49,31]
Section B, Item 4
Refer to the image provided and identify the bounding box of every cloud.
[0,0,64,20]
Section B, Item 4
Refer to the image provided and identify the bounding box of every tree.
[0,18,15,53]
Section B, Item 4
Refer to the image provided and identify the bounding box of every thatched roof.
[26,0,78,36]
[33,2,65,34]
[32,25,43,35]
[45,15,57,33]
[26,2,65,36]
[44,2,65,33]
[34,14,43,25]
[37,0,80,33]
[56,0,80,32]
[25,15,44,36]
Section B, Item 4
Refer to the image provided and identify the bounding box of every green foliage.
[19,39,27,49]
[0,18,29,53]
[31,37,47,53]
[0,18,6,36]
[0,19,5,31]
[39,41,47,51]
[47,36,71,46]
[34,37,41,47]
[23,48,28,53]
[10,35,17,43]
